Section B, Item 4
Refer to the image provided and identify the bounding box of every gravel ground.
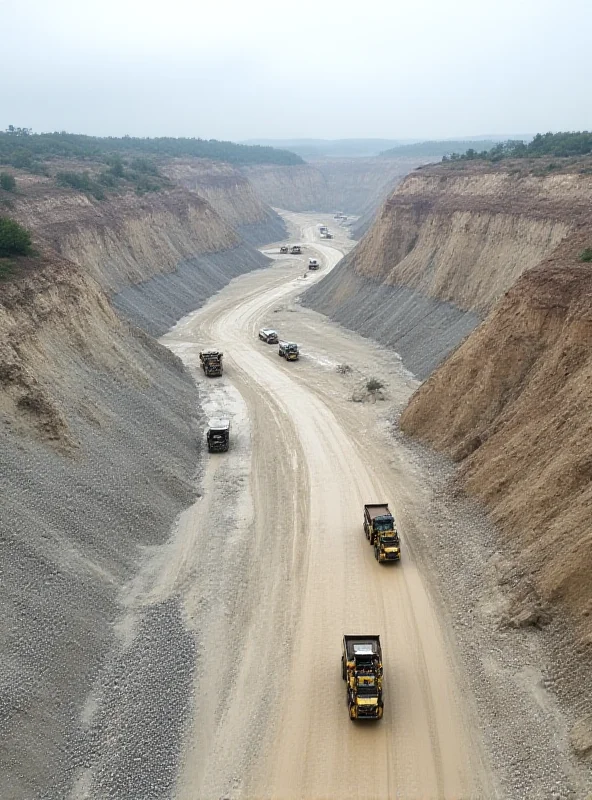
[113,246,270,338]
[71,599,195,800]
[303,252,480,378]
[237,212,287,246]
[0,331,202,799]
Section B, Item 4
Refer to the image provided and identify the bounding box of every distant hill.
[0,129,304,173]
[447,132,592,162]
[240,139,417,159]
[380,140,503,157]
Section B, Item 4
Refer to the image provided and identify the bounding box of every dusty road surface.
[159,215,494,799]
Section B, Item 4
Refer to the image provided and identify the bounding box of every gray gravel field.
[0,329,202,799]
[237,211,287,246]
[113,246,269,338]
[303,252,479,378]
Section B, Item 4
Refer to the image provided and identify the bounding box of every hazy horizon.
[2,0,590,141]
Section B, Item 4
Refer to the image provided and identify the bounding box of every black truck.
[207,418,230,452]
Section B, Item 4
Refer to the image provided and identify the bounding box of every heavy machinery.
[259,328,279,344]
[364,503,401,562]
[320,231,333,239]
[280,245,289,254]
[308,258,320,270]
[279,341,299,361]
[290,245,302,254]
[199,349,223,377]
[207,418,230,452]
[342,635,384,720]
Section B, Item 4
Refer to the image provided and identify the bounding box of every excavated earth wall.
[243,156,431,217]
[304,163,591,376]
[162,158,287,245]
[400,229,592,756]
[0,176,269,798]
[0,256,200,799]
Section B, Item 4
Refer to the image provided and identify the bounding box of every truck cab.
[342,635,384,720]
[280,245,289,254]
[279,341,299,361]
[290,245,302,255]
[207,418,230,452]
[364,503,401,562]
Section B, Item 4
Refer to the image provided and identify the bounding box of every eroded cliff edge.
[399,218,592,758]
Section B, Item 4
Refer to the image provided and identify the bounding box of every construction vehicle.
[342,635,384,720]
[280,245,289,254]
[308,258,320,270]
[320,231,333,239]
[199,349,223,377]
[364,503,401,562]
[278,341,299,361]
[290,245,302,255]
[259,328,279,344]
[207,418,230,452]
[319,225,328,234]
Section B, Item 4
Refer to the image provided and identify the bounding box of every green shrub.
[579,248,592,263]
[56,170,105,200]
[0,217,33,257]
[366,378,384,393]
[0,172,16,192]
[97,171,118,187]
[130,157,159,175]
[134,175,162,194]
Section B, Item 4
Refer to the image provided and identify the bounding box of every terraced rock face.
[163,158,287,244]
[243,156,428,216]
[304,161,592,375]
[401,232,592,643]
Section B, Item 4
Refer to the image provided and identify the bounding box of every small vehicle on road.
[199,349,223,377]
[290,245,302,255]
[207,418,230,452]
[320,231,333,239]
[279,341,299,361]
[342,635,384,720]
[308,258,320,270]
[364,503,401,562]
[280,245,289,254]
[259,328,279,344]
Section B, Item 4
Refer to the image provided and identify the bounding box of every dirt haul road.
[160,215,494,799]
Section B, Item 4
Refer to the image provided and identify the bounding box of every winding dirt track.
[161,215,493,799]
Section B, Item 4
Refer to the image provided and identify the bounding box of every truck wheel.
[349,705,356,721]
[377,706,383,720]
[341,656,346,681]
[374,546,380,561]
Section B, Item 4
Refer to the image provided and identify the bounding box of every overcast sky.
[2,0,590,141]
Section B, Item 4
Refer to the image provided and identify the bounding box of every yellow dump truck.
[342,635,384,720]
[364,503,401,562]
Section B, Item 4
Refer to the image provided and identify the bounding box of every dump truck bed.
[343,634,382,660]
[364,503,391,520]
[208,418,230,431]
